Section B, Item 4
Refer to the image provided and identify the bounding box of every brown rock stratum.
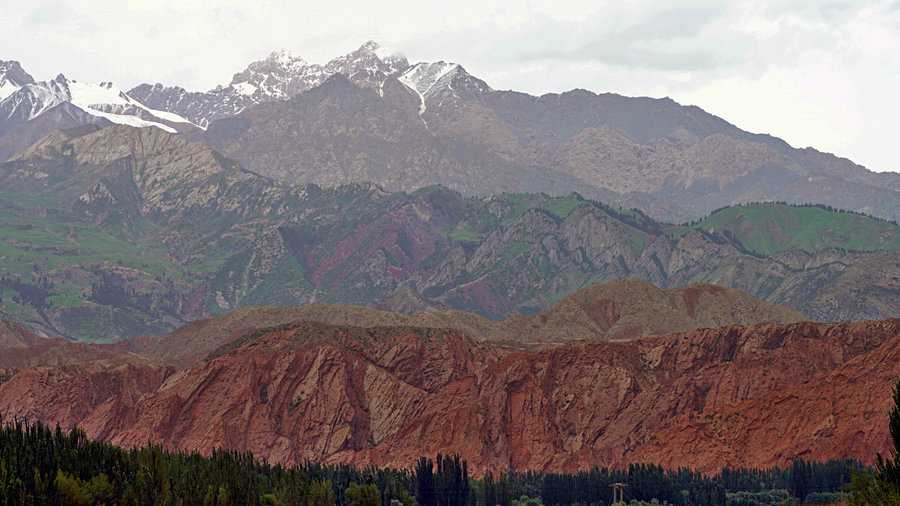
[110,279,806,369]
[4,317,898,475]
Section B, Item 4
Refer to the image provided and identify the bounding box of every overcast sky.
[2,0,898,172]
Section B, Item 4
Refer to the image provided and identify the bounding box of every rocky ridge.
[0,318,45,350]
[127,41,409,127]
[0,61,35,99]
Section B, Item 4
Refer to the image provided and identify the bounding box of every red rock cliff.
[26,318,892,475]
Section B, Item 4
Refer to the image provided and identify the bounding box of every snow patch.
[68,80,128,107]
[140,104,198,125]
[232,82,256,96]
[67,79,196,129]
[0,81,19,101]
[398,62,459,114]
[76,106,178,133]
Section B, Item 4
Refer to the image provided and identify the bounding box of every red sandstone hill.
[4,317,895,475]
[0,338,173,432]
[630,320,900,473]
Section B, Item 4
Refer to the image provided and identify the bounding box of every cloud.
[617,3,727,42]
[25,1,74,25]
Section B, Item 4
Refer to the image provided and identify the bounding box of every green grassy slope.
[674,204,900,255]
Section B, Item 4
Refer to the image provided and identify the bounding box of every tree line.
[0,417,873,505]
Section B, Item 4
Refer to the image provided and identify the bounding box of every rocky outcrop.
[494,279,807,342]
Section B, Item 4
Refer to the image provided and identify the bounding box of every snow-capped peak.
[264,49,308,70]
[226,42,410,102]
[398,61,493,113]
[400,62,459,92]
[0,72,199,133]
[126,41,410,127]
[0,60,35,100]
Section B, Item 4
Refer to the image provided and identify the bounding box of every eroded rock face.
[0,346,174,435]
[7,318,889,475]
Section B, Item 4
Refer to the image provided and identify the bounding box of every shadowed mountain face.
[199,72,900,223]
[0,124,897,340]
[2,316,898,475]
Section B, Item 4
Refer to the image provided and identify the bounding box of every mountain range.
[1,41,898,224]
[127,41,410,128]
[0,124,898,340]
[197,69,900,223]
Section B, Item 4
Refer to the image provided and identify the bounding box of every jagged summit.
[263,48,308,68]
[398,61,492,112]
[228,49,312,98]
[0,61,35,100]
[232,41,408,96]
[129,41,410,127]
[325,40,408,76]
[360,40,394,58]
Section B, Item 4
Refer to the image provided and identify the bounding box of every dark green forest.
[0,418,866,505]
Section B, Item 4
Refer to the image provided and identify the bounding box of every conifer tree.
[877,379,900,491]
